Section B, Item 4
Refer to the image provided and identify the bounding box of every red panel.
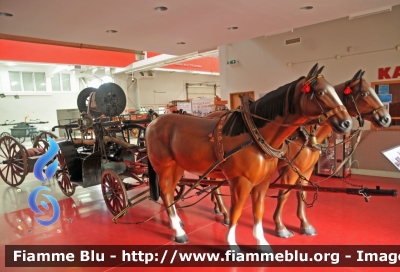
[147,52,161,58]
[162,57,220,73]
[0,40,136,67]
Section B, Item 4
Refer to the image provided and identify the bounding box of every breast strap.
[239,94,287,158]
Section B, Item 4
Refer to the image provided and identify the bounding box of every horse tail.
[148,158,160,201]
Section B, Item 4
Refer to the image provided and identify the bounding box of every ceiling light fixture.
[155,6,168,11]
[300,6,313,10]
[349,6,391,20]
[228,26,238,30]
[177,42,185,45]
[106,30,117,33]
[0,12,13,17]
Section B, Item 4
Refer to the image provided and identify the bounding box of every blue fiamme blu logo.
[28,136,61,227]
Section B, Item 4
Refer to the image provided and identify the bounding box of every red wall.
[0,40,219,72]
[0,40,136,67]
[148,52,220,73]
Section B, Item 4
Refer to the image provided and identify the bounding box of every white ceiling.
[1,0,400,56]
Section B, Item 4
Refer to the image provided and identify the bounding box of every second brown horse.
[273,70,391,238]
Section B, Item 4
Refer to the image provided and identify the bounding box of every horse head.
[299,64,353,134]
[340,70,391,128]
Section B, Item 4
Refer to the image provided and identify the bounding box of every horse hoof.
[175,234,189,244]
[275,229,294,238]
[301,226,317,236]
[214,208,222,215]
[223,219,230,226]
[257,245,274,254]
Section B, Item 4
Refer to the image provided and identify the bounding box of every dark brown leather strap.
[213,115,228,162]
[239,94,287,158]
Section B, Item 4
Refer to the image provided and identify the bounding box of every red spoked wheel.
[101,169,128,217]
[33,132,58,151]
[56,151,76,197]
[0,136,28,186]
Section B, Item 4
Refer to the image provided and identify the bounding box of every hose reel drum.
[77,83,127,118]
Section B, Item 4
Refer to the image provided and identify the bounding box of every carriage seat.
[72,138,95,147]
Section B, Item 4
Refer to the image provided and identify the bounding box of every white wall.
[218,5,400,178]
[0,65,80,136]
[130,71,219,111]
[0,64,219,136]
[219,5,400,105]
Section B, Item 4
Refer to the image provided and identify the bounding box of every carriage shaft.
[270,184,398,197]
[180,178,228,186]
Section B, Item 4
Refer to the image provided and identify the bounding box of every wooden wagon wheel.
[0,132,11,138]
[101,169,128,217]
[33,132,58,151]
[56,151,76,197]
[30,132,38,144]
[0,136,28,186]
[17,136,25,144]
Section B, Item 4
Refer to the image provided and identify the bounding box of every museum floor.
[1,161,399,272]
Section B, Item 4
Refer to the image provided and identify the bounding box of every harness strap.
[213,114,228,162]
[240,93,288,158]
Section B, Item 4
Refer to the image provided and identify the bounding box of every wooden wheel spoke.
[11,170,17,184]
[12,163,24,171]
[0,145,8,159]
[5,164,10,180]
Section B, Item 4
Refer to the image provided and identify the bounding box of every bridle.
[344,78,386,126]
[300,74,348,125]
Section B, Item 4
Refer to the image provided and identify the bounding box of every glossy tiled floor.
[1,164,399,272]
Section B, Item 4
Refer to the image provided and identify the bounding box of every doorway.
[229,91,254,109]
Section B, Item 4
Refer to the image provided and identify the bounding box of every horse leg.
[158,164,187,243]
[214,187,230,226]
[273,168,296,238]
[296,168,317,236]
[226,177,253,250]
[211,192,221,215]
[251,180,273,253]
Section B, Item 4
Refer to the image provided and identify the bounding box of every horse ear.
[316,66,325,74]
[360,71,365,79]
[306,63,319,80]
[350,69,362,83]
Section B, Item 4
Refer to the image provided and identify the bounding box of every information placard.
[382,145,400,171]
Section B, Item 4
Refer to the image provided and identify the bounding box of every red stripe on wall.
[162,57,219,73]
[0,40,136,67]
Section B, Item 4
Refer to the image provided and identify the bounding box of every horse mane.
[222,76,305,136]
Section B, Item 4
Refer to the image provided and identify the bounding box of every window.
[9,71,22,92]
[8,71,46,92]
[51,74,71,91]
[371,80,400,130]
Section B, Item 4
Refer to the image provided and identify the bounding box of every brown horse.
[273,70,391,238]
[146,64,352,250]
